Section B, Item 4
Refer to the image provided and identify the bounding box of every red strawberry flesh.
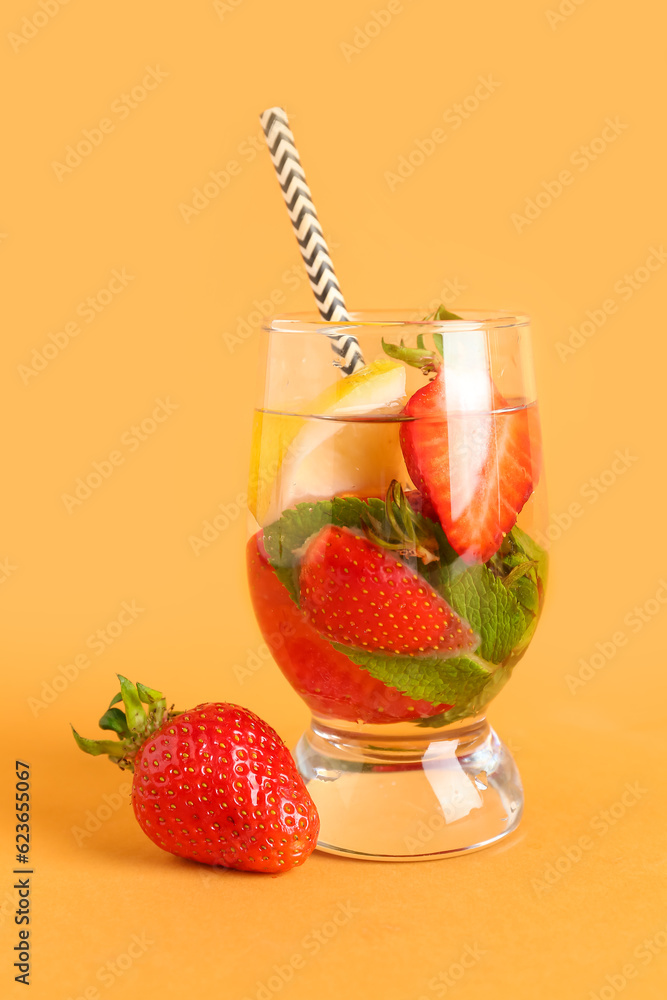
[247,534,452,723]
[401,371,540,563]
[299,525,477,655]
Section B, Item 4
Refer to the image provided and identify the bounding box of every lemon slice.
[249,359,406,525]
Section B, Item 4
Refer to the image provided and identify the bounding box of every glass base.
[294,714,523,861]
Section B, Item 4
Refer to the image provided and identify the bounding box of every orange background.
[1,1,666,997]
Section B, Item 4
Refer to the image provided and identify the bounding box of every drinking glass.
[246,310,547,859]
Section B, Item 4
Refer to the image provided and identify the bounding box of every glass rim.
[263,308,530,334]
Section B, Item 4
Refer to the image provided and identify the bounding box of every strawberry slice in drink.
[386,339,540,563]
[247,533,452,724]
[299,525,476,655]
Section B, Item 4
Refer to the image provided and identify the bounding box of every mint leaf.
[263,496,389,566]
[416,662,515,728]
[492,526,548,656]
[262,497,383,602]
[262,492,458,605]
[262,493,546,687]
[263,499,333,569]
[428,561,526,664]
[429,526,549,665]
[510,524,548,579]
[332,644,492,706]
[271,565,300,603]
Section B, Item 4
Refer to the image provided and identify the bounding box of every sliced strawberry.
[247,534,450,723]
[299,525,477,655]
[401,370,540,563]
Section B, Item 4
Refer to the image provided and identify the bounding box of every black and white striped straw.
[259,106,365,376]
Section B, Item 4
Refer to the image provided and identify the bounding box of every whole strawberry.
[72,676,319,873]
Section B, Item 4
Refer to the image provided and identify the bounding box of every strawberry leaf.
[136,682,164,705]
[118,675,146,729]
[381,337,439,373]
[331,645,493,706]
[98,707,130,737]
[72,677,181,773]
[71,727,125,758]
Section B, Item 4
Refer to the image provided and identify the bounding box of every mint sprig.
[262,487,458,604]
[415,663,515,728]
[489,525,548,657]
[332,645,491,706]
[426,561,527,664]
[415,528,548,725]
[261,489,547,718]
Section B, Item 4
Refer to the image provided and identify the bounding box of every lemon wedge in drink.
[249,359,407,526]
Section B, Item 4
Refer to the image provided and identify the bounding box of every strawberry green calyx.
[360,480,440,565]
[424,304,463,322]
[71,675,181,772]
[381,337,441,375]
[382,303,464,374]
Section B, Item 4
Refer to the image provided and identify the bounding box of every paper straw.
[259,107,365,375]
